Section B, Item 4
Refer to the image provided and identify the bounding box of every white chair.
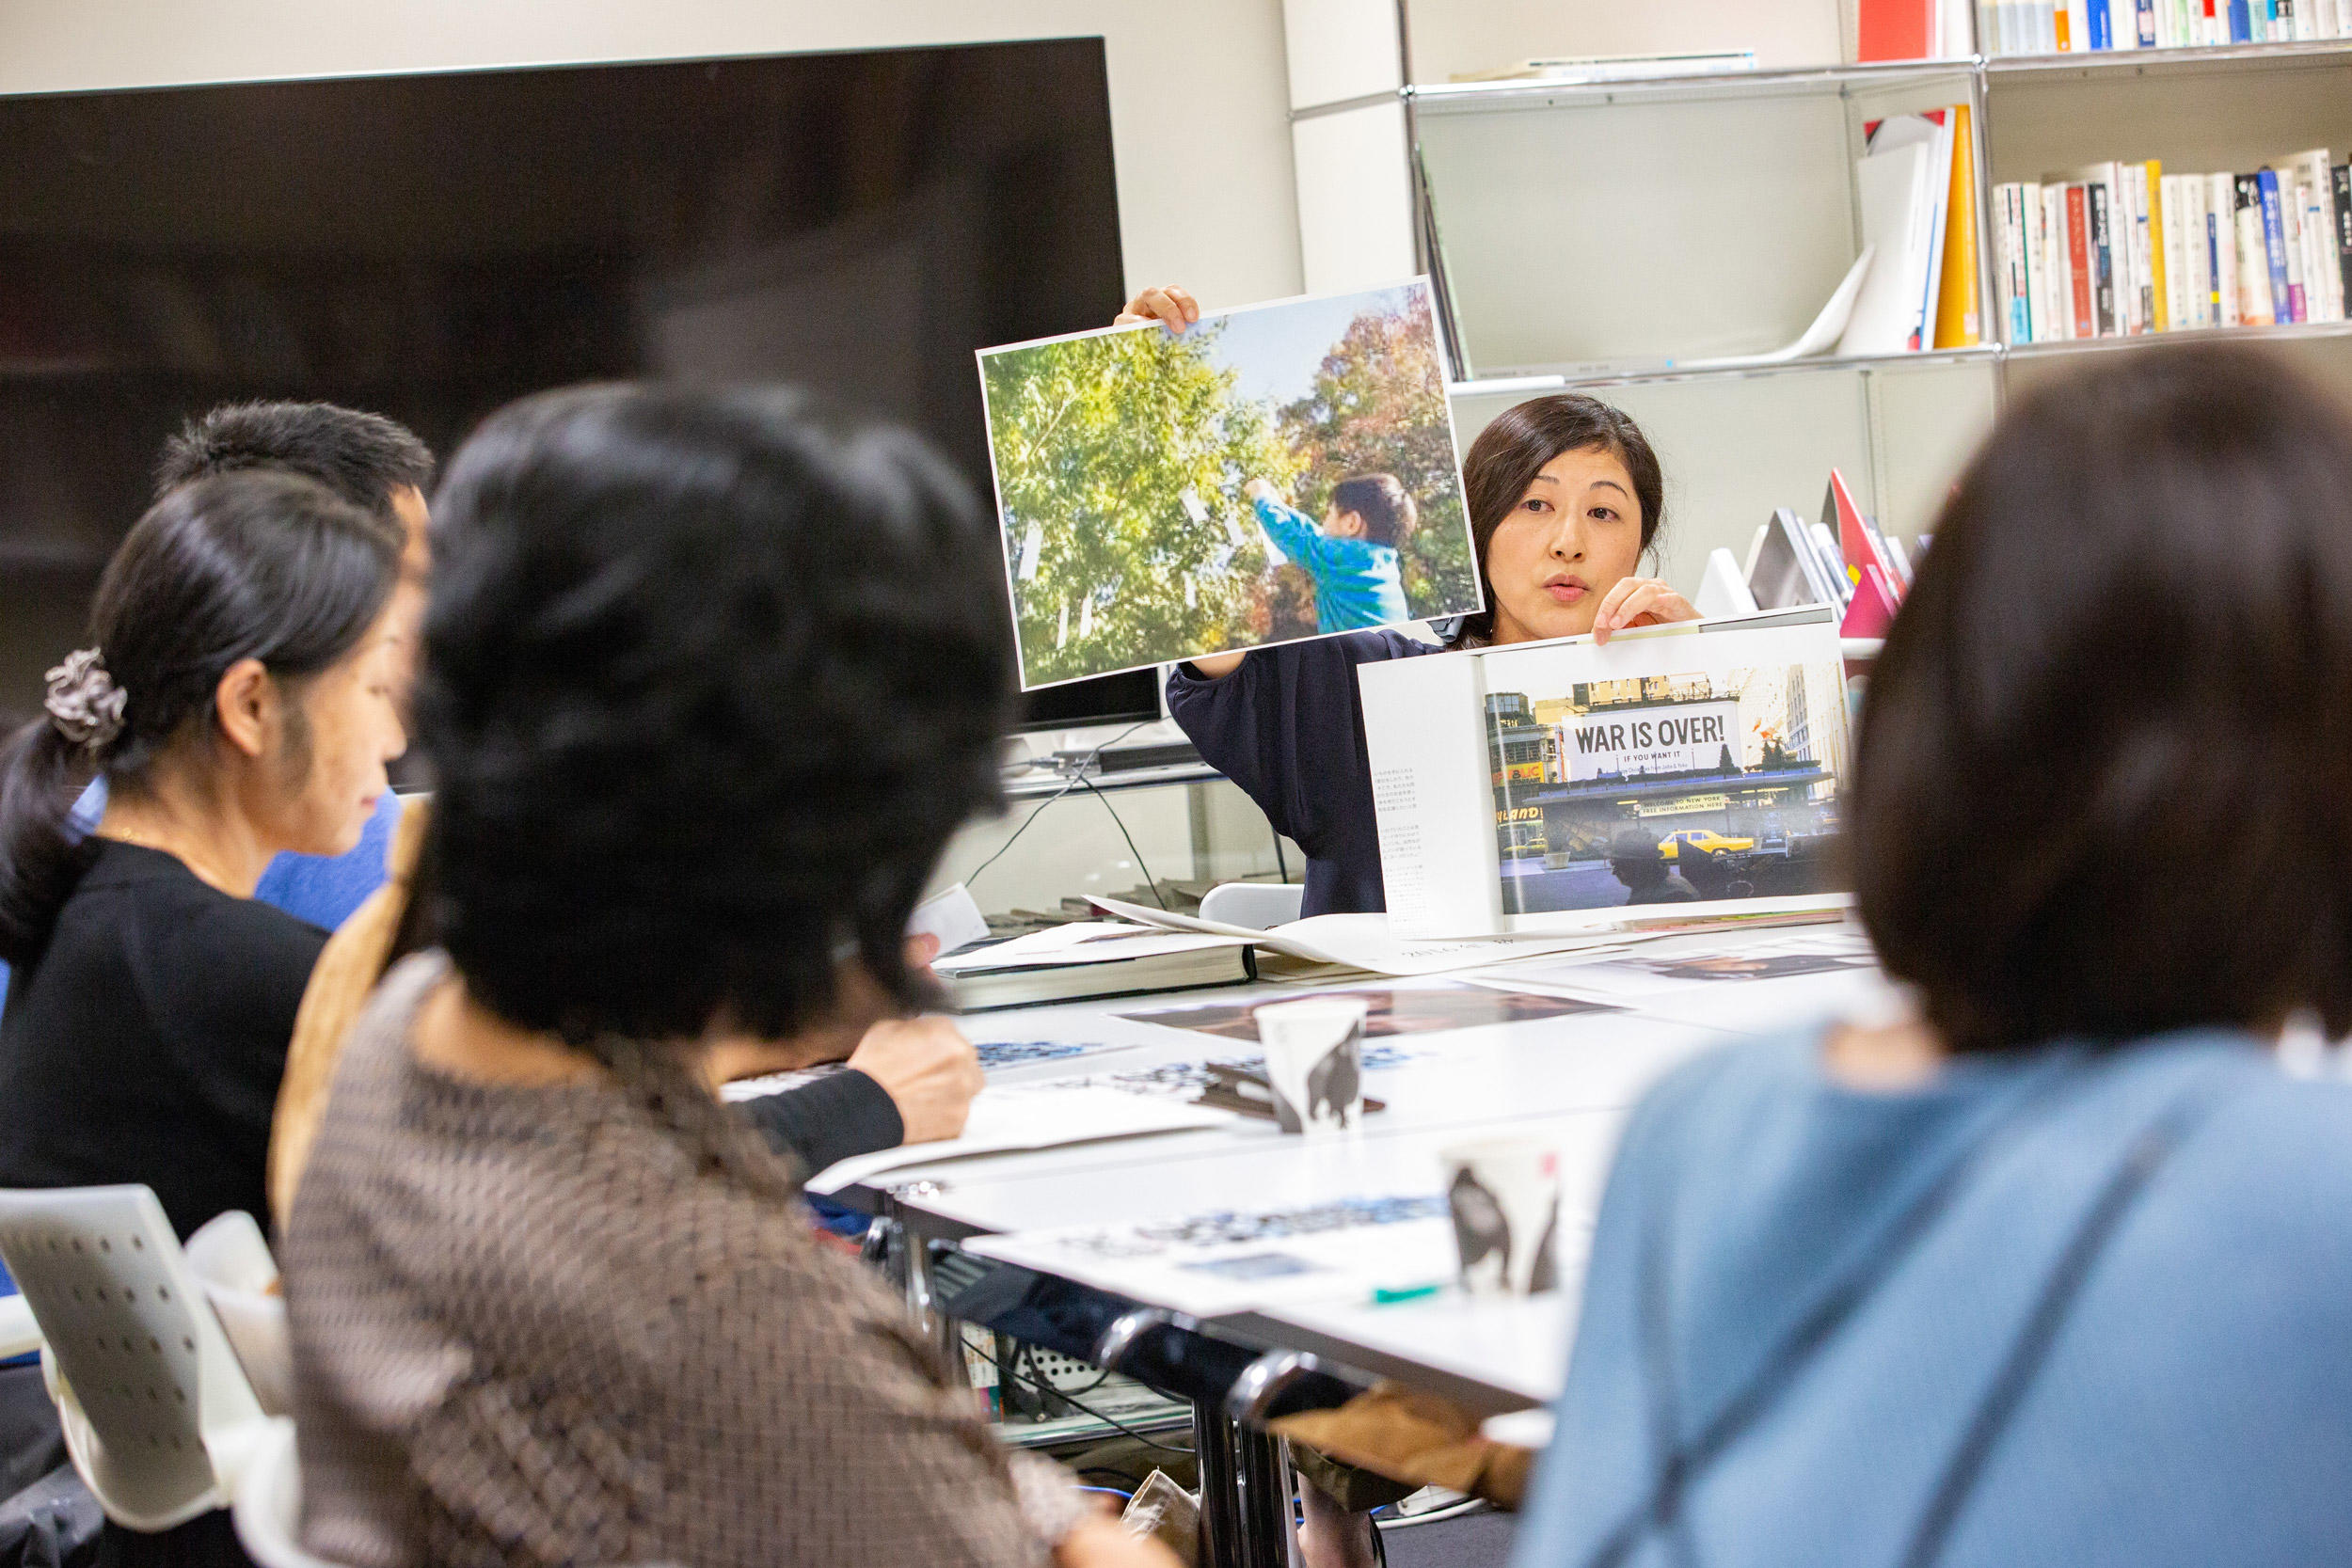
[231,1417,342,1568]
[0,1186,274,1533]
[183,1211,293,1418]
[1198,880,1305,930]
[0,1291,38,1361]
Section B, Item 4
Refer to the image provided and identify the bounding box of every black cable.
[1075,774,1169,910]
[1272,824,1290,885]
[962,718,1156,896]
[966,1333,1195,1456]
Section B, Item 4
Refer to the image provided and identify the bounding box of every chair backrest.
[0,1186,267,1531]
[1198,880,1305,931]
[232,1417,345,1568]
[183,1211,292,1418]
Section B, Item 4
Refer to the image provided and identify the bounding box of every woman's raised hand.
[1591,577,1702,645]
[1116,285,1200,333]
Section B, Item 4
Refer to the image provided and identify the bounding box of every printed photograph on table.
[976,277,1483,689]
[1122,983,1616,1041]
[1483,626,1851,917]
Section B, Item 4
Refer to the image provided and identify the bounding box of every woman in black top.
[1116,287,1705,917]
[0,470,408,1242]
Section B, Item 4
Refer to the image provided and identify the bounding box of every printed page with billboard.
[1361,610,1851,937]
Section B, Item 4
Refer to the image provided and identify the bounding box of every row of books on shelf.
[1979,0,2352,54]
[1990,152,2352,344]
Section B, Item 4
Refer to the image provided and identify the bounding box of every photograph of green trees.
[978,278,1481,689]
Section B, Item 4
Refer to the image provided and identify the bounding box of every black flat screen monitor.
[0,40,1146,731]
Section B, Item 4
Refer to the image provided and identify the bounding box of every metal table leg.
[1193,1401,1294,1568]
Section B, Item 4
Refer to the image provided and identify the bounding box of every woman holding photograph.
[1117,286,1701,921]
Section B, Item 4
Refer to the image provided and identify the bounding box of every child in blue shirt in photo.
[1245,472,1415,634]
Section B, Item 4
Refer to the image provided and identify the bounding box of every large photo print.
[977,279,1482,689]
[1484,627,1850,916]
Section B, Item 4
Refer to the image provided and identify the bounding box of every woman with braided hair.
[279,385,1174,1568]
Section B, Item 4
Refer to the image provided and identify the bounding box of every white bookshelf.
[1286,0,2352,587]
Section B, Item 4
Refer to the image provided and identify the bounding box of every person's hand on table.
[1055,1515,1183,1568]
[1590,576,1702,645]
[1115,284,1200,334]
[847,1015,984,1144]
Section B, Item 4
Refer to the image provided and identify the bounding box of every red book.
[1856,0,1932,61]
[1841,565,1899,639]
[2066,185,2095,340]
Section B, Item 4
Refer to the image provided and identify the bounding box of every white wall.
[0,0,1305,311]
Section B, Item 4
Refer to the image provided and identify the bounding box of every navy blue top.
[1514,1030,2352,1568]
[1166,631,1438,917]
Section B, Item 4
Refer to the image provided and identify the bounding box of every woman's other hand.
[1116,285,1200,334]
[846,1017,985,1144]
[1590,577,1701,645]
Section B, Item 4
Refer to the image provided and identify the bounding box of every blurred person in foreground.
[282,385,1171,1568]
[1512,342,2352,1567]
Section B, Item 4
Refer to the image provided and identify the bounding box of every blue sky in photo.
[1201,283,1420,412]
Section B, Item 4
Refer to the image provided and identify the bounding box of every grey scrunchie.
[43,648,127,751]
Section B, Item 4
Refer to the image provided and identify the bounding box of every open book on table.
[1356,608,1854,940]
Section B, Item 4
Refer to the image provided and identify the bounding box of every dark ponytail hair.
[1454,393,1665,645]
[0,471,402,964]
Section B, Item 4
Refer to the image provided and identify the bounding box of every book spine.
[2250,0,2270,36]
[2298,178,2334,320]
[2137,162,2164,332]
[2279,172,2310,322]
[2162,176,2191,328]
[2090,0,2117,40]
[2210,172,2241,325]
[2336,166,2352,320]
[2310,163,2345,319]
[2094,182,2122,334]
[2136,0,2158,41]
[1997,185,2027,342]
[2230,0,2253,36]
[2258,169,2296,322]
[2068,183,2097,334]
[2183,176,2201,326]
[2043,184,2071,339]
[2277,0,2299,38]
[2236,175,2276,324]
[2020,181,2044,340]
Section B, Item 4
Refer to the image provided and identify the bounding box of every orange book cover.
[1931,102,1979,349]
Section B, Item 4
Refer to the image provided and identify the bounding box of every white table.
[814,930,1880,1567]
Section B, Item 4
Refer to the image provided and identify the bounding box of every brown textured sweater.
[284,953,1080,1568]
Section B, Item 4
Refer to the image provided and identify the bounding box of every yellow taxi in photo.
[1658,828,1756,860]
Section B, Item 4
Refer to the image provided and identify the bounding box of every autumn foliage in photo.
[980,281,1480,687]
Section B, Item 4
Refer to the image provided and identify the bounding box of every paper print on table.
[1121,983,1615,1042]
[977,277,1482,689]
[1485,929,1878,1002]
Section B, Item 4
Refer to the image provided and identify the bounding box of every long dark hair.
[1853,342,2352,1053]
[0,471,401,964]
[1454,394,1666,645]
[420,384,1016,1194]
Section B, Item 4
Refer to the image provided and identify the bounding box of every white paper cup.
[1441,1136,1561,1297]
[1253,996,1368,1136]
